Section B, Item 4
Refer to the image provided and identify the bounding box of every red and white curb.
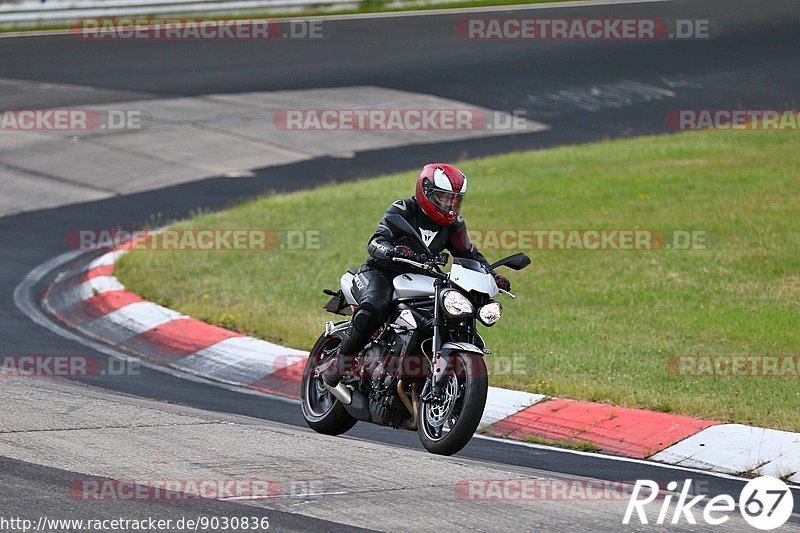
[44,247,800,483]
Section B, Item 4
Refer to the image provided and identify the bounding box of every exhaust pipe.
[397,379,418,430]
[323,382,352,405]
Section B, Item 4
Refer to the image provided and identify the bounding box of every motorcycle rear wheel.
[300,332,358,435]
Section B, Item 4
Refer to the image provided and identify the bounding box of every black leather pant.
[338,267,395,357]
[322,267,395,385]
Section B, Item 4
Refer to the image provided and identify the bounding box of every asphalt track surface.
[1,0,800,528]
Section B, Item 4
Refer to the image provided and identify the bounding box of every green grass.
[116,130,800,431]
[520,434,599,453]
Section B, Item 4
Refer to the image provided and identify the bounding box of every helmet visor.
[430,190,464,214]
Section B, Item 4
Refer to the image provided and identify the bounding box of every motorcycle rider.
[322,163,510,387]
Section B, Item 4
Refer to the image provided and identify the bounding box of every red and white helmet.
[415,163,467,226]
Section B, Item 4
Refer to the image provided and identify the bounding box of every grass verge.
[117,130,800,431]
[519,435,599,453]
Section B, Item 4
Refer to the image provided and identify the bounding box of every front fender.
[440,341,485,356]
[432,342,485,389]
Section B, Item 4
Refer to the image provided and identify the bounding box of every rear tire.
[417,353,488,456]
[300,333,357,436]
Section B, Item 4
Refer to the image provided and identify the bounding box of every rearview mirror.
[489,253,531,271]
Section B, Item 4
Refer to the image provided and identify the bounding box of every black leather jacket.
[364,197,492,274]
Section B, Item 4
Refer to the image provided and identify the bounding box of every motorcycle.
[301,214,531,455]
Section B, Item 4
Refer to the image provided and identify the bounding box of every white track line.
[315,0,670,20]
[0,0,670,38]
[474,435,800,489]
[77,276,126,299]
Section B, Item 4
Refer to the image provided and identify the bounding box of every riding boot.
[321,322,369,387]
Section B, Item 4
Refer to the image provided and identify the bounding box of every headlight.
[441,290,474,317]
[478,300,502,326]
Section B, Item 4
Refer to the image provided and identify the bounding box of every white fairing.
[340,272,358,305]
[343,264,495,306]
[449,264,499,297]
[392,273,435,299]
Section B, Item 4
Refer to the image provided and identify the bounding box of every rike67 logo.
[624,477,794,529]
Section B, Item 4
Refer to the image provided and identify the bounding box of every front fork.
[425,279,447,401]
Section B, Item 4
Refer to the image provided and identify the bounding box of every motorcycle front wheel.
[417,352,488,456]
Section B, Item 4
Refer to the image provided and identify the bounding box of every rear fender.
[325,320,351,337]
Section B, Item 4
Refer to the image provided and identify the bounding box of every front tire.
[417,353,488,456]
[300,333,357,436]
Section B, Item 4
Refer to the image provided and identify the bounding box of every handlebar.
[390,256,447,278]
